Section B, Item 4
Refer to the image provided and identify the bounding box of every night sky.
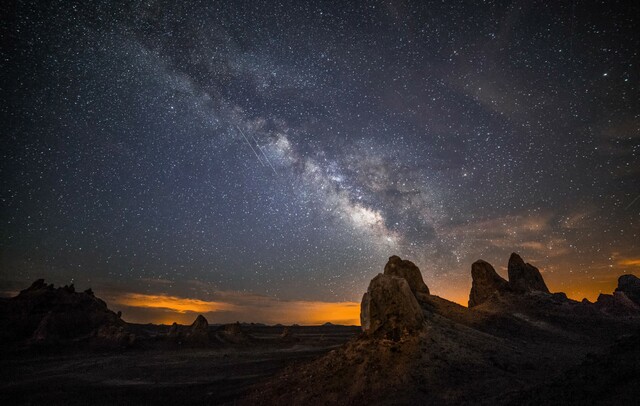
[2,0,639,324]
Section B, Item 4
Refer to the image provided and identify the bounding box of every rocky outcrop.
[360,273,425,340]
[468,260,510,307]
[0,279,130,346]
[168,315,211,346]
[216,322,252,344]
[187,315,210,344]
[615,274,640,306]
[384,255,430,301]
[508,253,550,293]
[594,292,640,316]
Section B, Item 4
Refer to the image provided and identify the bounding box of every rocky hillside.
[242,254,640,405]
[0,279,134,347]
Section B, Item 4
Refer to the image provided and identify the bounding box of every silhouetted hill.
[0,279,134,348]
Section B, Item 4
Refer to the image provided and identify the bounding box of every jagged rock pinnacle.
[508,253,550,293]
[468,259,510,307]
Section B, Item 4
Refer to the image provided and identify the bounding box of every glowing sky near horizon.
[1,0,639,324]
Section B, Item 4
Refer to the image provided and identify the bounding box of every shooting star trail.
[625,194,640,210]
[237,126,264,167]
[251,133,278,175]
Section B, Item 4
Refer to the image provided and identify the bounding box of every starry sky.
[2,0,639,324]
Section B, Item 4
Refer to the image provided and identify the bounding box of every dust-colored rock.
[383,255,430,299]
[360,273,425,339]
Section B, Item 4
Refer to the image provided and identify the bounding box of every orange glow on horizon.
[114,293,238,314]
[112,292,361,325]
[290,301,361,325]
[618,258,640,267]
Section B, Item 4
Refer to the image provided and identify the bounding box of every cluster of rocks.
[0,279,134,347]
[468,253,549,307]
[592,274,640,315]
[360,253,640,341]
[215,321,253,344]
[167,317,254,347]
[168,314,211,346]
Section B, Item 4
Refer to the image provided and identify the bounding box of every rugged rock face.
[468,260,510,307]
[383,255,430,300]
[508,253,550,293]
[0,279,129,346]
[360,273,424,339]
[615,274,640,306]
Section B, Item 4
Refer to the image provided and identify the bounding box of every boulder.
[615,274,640,306]
[383,255,430,302]
[508,253,550,293]
[468,260,510,307]
[360,273,425,340]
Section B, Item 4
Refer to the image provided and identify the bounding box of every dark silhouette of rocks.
[0,279,131,347]
[360,273,425,340]
[508,252,550,293]
[187,314,210,345]
[468,259,510,307]
[167,315,211,346]
[383,255,430,301]
[593,274,640,316]
[615,274,640,306]
[216,322,252,344]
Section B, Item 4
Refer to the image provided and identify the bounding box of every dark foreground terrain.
[0,325,359,405]
[2,252,640,405]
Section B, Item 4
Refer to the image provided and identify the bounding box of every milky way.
[2,1,639,321]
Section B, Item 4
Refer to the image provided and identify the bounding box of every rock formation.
[468,260,510,307]
[360,273,425,339]
[594,274,640,315]
[0,279,131,347]
[187,314,211,344]
[216,322,252,344]
[383,255,430,301]
[615,274,640,306]
[508,253,550,293]
[168,315,211,346]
